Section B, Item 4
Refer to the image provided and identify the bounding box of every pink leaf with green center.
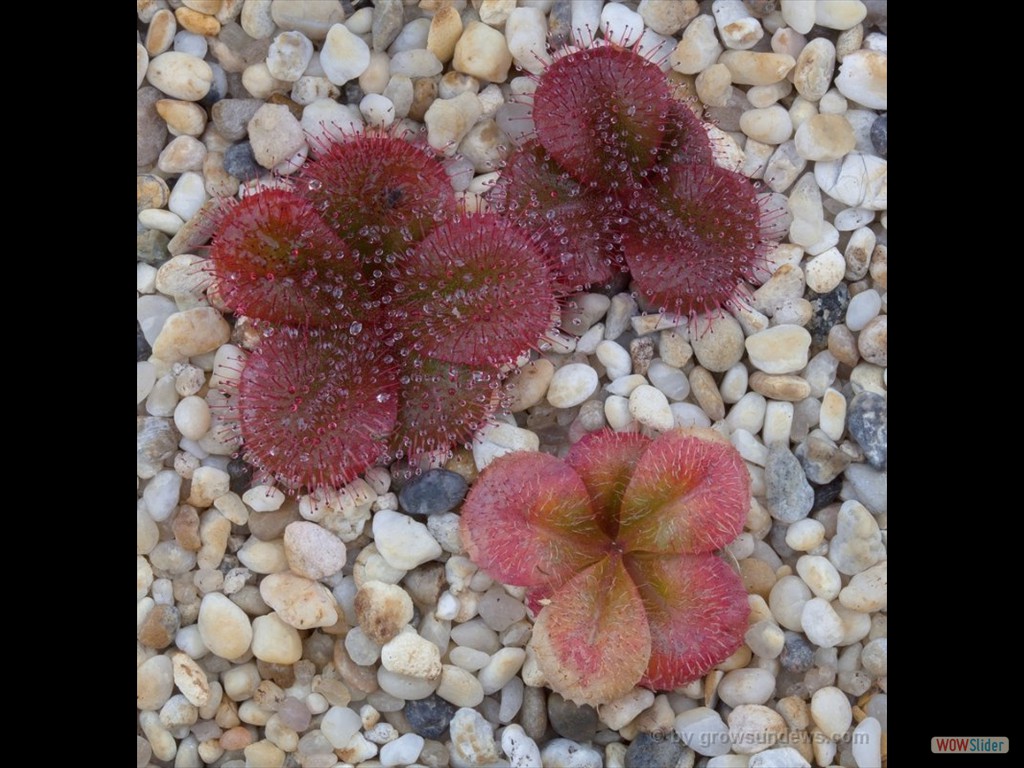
[531,555,651,706]
[625,552,749,690]
[565,431,652,539]
[618,427,749,554]
[460,451,608,590]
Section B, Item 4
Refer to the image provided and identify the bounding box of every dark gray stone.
[870,113,887,158]
[399,469,468,516]
[811,476,843,512]
[137,229,171,265]
[405,694,458,740]
[547,692,598,742]
[228,457,254,495]
[625,732,692,768]
[138,320,153,362]
[847,391,886,470]
[223,142,261,181]
[780,632,815,673]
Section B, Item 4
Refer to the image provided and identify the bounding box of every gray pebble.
[405,693,458,740]
[223,142,261,181]
[138,416,180,479]
[211,98,264,141]
[137,229,170,265]
[795,433,851,484]
[844,463,887,515]
[780,631,815,672]
[846,392,886,470]
[870,113,886,158]
[520,685,548,742]
[137,86,168,167]
[398,469,467,516]
[372,0,405,51]
[625,733,692,768]
[547,692,598,742]
[765,442,814,523]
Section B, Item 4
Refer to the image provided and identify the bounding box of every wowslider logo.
[931,737,1009,754]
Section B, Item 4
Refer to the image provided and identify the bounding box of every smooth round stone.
[858,315,887,366]
[372,510,442,570]
[796,555,842,600]
[604,395,633,430]
[745,326,812,374]
[380,733,424,767]
[197,592,252,659]
[670,14,721,74]
[847,288,880,331]
[769,575,812,632]
[151,308,230,362]
[793,38,835,101]
[173,395,210,441]
[728,705,787,755]
[600,1,644,46]
[321,706,363,748]
[359,93,396,127]
[719,51,795,85]
[674,707,730,757]
[477,587,527,632]
[508,359,554,412]
[690,314,745,372]
[717,668,776,707]
[453,21,512,82]
[506,6,550,76]
[801,597,845,648]
[816,0,867,28]
[839,561,887,612]
[260,572,339,629]
[851,717,882,768]
[547,363,599,408]
[744,620,785,660]
[647,359,690,401]
[626,384,673,431]
[436,664,485,708]
[283,521,346,580]
[251,612,303,664]
[740,105,792,144]
[399,469,467,517]
[804,247,846,294]
[425,91,483,155]
[144,469,182,522]
[137,654,175,710]
[138,208,184,236]
[147,51,213,101]
[267,31,314,81]
[795,114,855,162]
[810,686,853,739]
[320,23,370,85]
[248,103,306,169]
[479,648,526,695]
[596,340,632,380]
[786,519,826,551]
[355,580,414,644]
[155,98,206,136]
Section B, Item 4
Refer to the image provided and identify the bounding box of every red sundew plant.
[506,39,781,321]
[460,428,751,706]
[207,131,561,491]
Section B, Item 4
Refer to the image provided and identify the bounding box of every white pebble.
[745,326,812,374]
[604,395,633,430]
[762,401,794,445]
[139,208,184,236]
[717,668,776,707]
[852,717,882,767]
[542,738,602,768]
[143,470,182,522]
[796,555,842,600]
[321,706,362,748]
[647,359,690,401]
[740,105,792,145]
[720,363,748,403]
[174,395,211,440]
[600,2,644,47]
[671,402,712,428]
[810,686,853,739]
[713,0,763,50]
[380,733,424,767]
[801,597,846,648]
[168,171,208,221]
[786,519,825,551]
[676,707,731,757]
[320,23,370,85]
[506,7,550,76]
[390,49,443,78]
[845,289,881,331]
[804,248,846,293]
[547,363,599,408]
[596,340,632,381]
[267,31,314,81]
[769,575,812,631]
[815,151,887,211]
[372,510,442,570]
[629,384,674,431]
[502,723,542,768]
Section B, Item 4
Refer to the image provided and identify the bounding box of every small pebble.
[727,705,787,755]
[449,707,502,767]
[399,469,467,516]
[690,314,745,372]
[406,693,459,739]
[629,385,674,431]
[624,732,691,768]
[147,51,213,101]
[541,738,603,768]
[454,21,512,83]
[320,23,371,85]
[547,363,599,408]
[197,592,252,660]
[372,510,443,570]
[548,692,599,742]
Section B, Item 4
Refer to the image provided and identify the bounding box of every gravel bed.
[137,1,887,766]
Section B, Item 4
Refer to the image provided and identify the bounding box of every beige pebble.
[670,14,721,75]
[793,38,835,101]
[754,264,805,316]
[728,704,787,755]
[155,98,207,136]
[146,9,177,56]
[858,315,887,366]
[690,313,745,372]
[749,372,811,401]
[819,388,847,441]
[454,21,512,83]
[381,627,443,679]
[507,359,554,412]
[638,0,699,35]
[437,665,485,707]
[356,580,414,644]
[746,325,812,374]
[719,51,795,85]
[284,521,346,580]
[176,6,221,35]
[689,366,725,421]
[794,114,855,161]
[739,105,792,144]
[260,572,340,629]
[252,612,303,664]
[828,324,859,366]
[816,0,867,30]
[804,246,847,292]
[158,135,207,173]
[427,5,462,64]
[695,63,732,107]
[198,592,253,659]
[172,652,211,706]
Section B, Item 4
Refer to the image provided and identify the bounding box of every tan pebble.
[203,151,240,197]
[334,643,380,695]
[138,603,181,649]
[719,50,795,85]
[507,359,554,412]
[156,99,208,136]
[251,612,303,664]
[835,24,864,62]
[183,0,223,13]
[689,366,725,421]
[869,243,887,291]
[795,114,855,161]
[152,307,230,361]
[453,21,512,83]
[793,38,835,101]
[355,580,414,644]
[739,557,777,598]
[695,63,732,107]
[244,741,285,768]
[172,505,203,550]
[408,76,439,122]
[428,6,463,64]
[828,324,859,366]
[137,173,170,212]
[146,9,177,56]
[857,315,887,366]
[172,652,212,707]
[220,725,253,751]
[260,572,339,629]
[176,6,221,35]
[658,329,692,368]
[749,372,811,401]
[777,695,810,730]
